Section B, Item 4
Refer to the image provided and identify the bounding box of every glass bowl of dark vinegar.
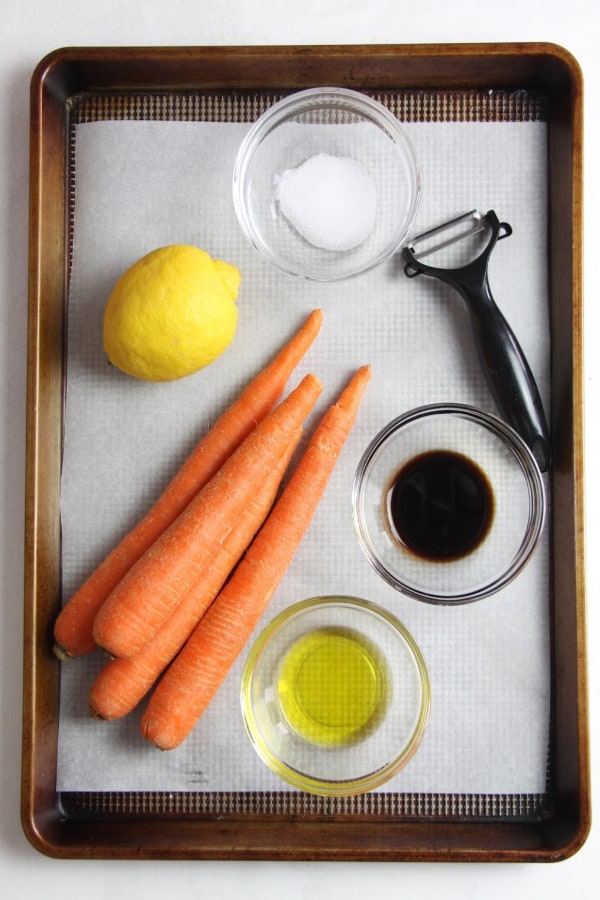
[352,404,546,604]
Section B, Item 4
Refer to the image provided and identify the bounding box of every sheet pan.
[22,43,589,861]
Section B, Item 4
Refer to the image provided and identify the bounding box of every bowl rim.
[352,403,547,605]
[231,86,421,282]
[241,594,431,796]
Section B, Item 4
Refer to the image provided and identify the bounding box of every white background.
[1,1,597,896]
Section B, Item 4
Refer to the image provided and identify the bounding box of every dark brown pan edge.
[22,43,589,861]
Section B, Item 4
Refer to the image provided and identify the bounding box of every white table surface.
[2,1,598,895]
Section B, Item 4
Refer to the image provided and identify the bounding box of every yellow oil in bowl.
[276,627,390,748]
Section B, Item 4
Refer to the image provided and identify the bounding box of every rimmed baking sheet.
[22,44,588,861]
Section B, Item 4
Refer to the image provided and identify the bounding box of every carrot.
[92,373,323,659]
[140,365,371,751]
[88,432,300,720]
[53,309,323,659]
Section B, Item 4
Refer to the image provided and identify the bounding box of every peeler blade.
[406,209,487,260]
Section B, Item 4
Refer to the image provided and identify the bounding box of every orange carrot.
[92,373,323,659]
[53,309,323,659]
[141,365,371,750]
[88,432,300,720]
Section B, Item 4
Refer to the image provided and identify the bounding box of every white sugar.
[276,153,377,252]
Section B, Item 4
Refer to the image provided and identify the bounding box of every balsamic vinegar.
[387,450,494,561]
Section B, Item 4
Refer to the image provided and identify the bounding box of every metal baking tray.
[22,43,589,861]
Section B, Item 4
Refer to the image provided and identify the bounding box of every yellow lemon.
[103,245,241,381]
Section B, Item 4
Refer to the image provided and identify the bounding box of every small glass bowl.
[241,596,430,796]
[352,404,546,604]
[232,87,420,281]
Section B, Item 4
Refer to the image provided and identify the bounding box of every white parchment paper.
[57,117,551,795]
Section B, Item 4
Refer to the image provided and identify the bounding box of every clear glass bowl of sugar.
[232,87,421,281]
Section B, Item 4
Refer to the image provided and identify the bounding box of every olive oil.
[277,627,389,748]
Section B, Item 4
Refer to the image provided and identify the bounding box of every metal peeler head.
[403,209,512,279]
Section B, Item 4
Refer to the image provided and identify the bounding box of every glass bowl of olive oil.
[352,404,546,604]
[241,596,430,796]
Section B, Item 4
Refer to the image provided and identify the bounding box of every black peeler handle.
[455,267,551,472]
[404,211,551,472]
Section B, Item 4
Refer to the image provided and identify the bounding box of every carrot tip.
[336,365,371,408]
[53,643,73,661]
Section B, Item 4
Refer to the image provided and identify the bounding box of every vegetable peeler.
[403,209,551,472]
